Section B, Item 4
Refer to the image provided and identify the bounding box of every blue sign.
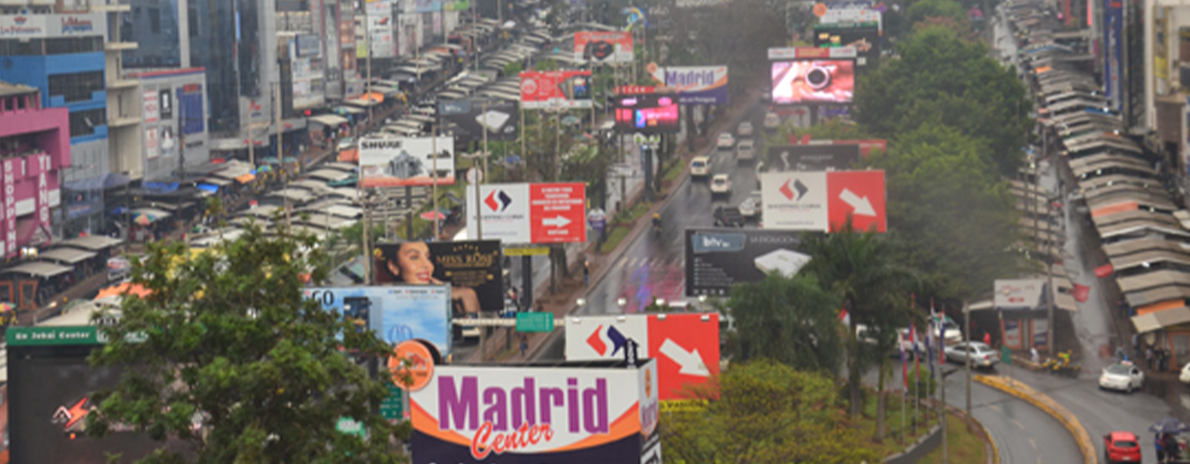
[587,208,607,234]
[305,285,453,355]
[1103,0,1123,111]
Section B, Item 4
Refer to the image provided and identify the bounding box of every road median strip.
[973,374,1096,464]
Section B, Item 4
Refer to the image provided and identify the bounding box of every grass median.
[917,412,988,464]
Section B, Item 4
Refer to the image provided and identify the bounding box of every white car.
[763,112,781,130]
[717,133,735,149]
[737,121,754,136]
[930,315,964,345]
[336,136,357,151]
[738,191,762,218]
[710,174,732,195]
[1099,362,1144,393]
[736,139,755,163]
[1181,362,1190,384]
[944,342,999,368]
[690,156,711,178]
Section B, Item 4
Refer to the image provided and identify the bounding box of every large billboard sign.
[648,65,729,105]
[565,314,721,401]
[304,285,454,355]
[993,279,1047,310]
[766,144,861,171]
[684,229,807,296]
[519,71,593,109]
[409,361,660,463]
[373,241,506,313]
[814,23,881,67]
[359,136,455,187]
[574,31,634,63]
[465,182,587,244]
[1103,0,1122,110]
[760,170,886,233]
[614,93,680,134]
[439,99,520,143]
[365,0,396,58]
[771,60,855,104]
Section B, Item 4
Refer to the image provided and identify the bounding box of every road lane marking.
[1012,419,1025,430]
[989,405,1002,413]
[1029,438,1037,450]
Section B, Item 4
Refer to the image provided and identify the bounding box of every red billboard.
[519,70,593,109]
[528,182,587,243]
[574,31,634,63]
[826,170,887,233]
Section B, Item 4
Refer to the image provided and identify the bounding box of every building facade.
[126,68,210,182]
[0,82,70,259]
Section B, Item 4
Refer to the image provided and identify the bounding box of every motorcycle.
[652,222,662,237]
[1042,351,1081,378]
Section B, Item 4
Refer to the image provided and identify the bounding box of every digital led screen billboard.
[614,93,679,133]
[771,60,855,104]
[304,285,453,355]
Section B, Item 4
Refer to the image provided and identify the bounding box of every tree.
[85,223,405,463]
[660,360,882,464]
[798,223,918,419]
[905,0,969,26]
[722,273,844,374]
[853,25,1031,175]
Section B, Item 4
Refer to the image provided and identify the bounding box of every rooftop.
[0,81,37,99]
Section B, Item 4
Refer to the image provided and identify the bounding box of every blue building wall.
[0,52,109,145]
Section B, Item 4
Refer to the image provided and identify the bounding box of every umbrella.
[283,157,299,164]
[257,165,273,173]
[0,302,14,312]
[420,211,447,221]
[1151,417,1190,434]
[133,213,155,226]
[262,157,281,165]
[561,115,582,126]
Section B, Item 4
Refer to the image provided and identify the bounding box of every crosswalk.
[611,256,686,269]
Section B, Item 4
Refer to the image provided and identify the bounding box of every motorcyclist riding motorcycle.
[652,213,662,236]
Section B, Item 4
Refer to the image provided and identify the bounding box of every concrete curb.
[882,424,942,464]
[974,374,1096,464]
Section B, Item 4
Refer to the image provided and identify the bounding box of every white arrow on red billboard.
[839,188,876,216]
[542,216,572,227]
[659,339,710,377]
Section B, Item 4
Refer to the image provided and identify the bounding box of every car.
[763,112,781,130]
[710,174,732,195]
[1099,362,1144,393]
[737,121,754,136]
[717,132,735,149]
[713,206,744,227]
[856,325,924,356]
[690,156,711,178]
[1103,431,1141,463]
[1181,362,1190,384]
[738,191,762,218]
[943,342,998,368]
[929,315,964,344]
[736,139,755,163]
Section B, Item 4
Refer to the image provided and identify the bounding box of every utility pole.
[276,81,290,228]
[247,100,255,167]
[964,301,973,427]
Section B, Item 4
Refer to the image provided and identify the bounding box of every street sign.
[504,246,549,256]
[826,170,887,232]
[516,312,555,332]
[336,417,366,437]
[587,208,607,235]
[380,384,405,420]
[1000,345,1013,365]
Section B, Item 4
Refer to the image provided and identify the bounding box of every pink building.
[0,81,70,259]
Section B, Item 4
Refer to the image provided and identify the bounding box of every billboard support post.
[523,254,533,313]
[405,186,413,240]
[432,123,440,240]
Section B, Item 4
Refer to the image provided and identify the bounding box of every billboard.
[465,182,588,244]
[365,0,396,58]
[684,229,807,296]
[993,279,1047,310]
[359,136,455,187]
[760,170,887,233]
[438,99,520,143]
[304,285,454,355]
[143,89,160,124]
[771,60,855,104]
[766,144,861,171]
[614,93,680,134]
[813,23,881,67]
[409,361,660,463]
[519,70,593,109]
[566,314,721,401]
[648,65,729,105]
[1103,0,1122,110]
[574,31,634,63]
[373,241,505,314]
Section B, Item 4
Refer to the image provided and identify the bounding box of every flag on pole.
[937,304,947,365]
[900,329,909,393]
[910,325,921,378]
[924,317,935,379]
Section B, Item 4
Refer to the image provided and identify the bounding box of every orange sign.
[813,2,828,16]
[389,340,435,391]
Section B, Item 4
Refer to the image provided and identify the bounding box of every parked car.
[738,191,762,218]
[1103,431,1141,463]
[943,341,998,368]
[857,324,924,357]
[763,112,781,130]
[736,139,755,163]
[1098,362,1144,393]
[717,132,735,149]
[710,174,732,196]
[690,156,711,178]
[737,121,754,136]
[713,206,744,227]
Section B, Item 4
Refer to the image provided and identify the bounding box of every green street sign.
[336,417,366,437]
[516,312,554,333]
[7,326,148,347]
[1001,345,1013,365]
[380,385,405,420]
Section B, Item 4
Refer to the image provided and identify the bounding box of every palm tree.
[722,272,844,375]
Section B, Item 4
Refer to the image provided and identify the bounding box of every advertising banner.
[304,285,453,355]
[1003,318,1022,349]
[160,125,178,159]
[818,1,883,31]
[143,90,160,124]
[648,65,729,105]
[1,14,107,38]
[993,279,1047,310]
[761,170,886,232]
[465,182,587,244]
[3,159,14,257]
[1031,318,1049,348]
[1103,0,1122,110]
[684,229,807,296]
[767,45,857,61]
[374,241,505,314]
[771,60,855,104]
[178,84,205,135]
[519,70,593,109]
[766,144,861,171]
[409,361,660,463]
[145,127,160,160]
[614,93,680,134]
[438,99,520,143]
[359,136,455,187]
[36,154,49,235]
[574,31,634,63]
[566,314,721,401]
[365,0,396,58]
[813,23,881,67]
[159,88,173,120]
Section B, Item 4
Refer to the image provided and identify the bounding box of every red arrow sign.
[528,182,587,243]
[826,170,887,233]
[647,313,720,401]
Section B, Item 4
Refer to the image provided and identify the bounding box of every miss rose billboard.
[410,362,661,463]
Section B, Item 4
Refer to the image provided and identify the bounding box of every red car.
[1104,431,1141,463]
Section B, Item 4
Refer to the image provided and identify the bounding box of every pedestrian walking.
[1157,434,1167,464]
[1133,333,1140,357]
[1030,346,1040,365]
[983,331,992,347]
[583,260,590,287]
[520,334,529,357]
[1147,346,1156,370]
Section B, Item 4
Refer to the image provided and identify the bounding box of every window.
[188,6,199,37]
[150,7,161,33]
[68,108,107,138]
[44,37,103,55]
[48,71,105,103]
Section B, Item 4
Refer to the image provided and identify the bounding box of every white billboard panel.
[465,183,530,243]
[760,171,829,231]
[359,136,455,187]
[564,315,650,361]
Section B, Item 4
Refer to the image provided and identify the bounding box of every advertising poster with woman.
[374,240,504,314]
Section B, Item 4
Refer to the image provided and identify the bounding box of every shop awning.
[56,235,123,250]
[40,247,98,264]
[333,106,366,115]
[197,183,220,193]
[344,98,380,108]
[1132,306,1190,334]
[235,173,257,184]
[204,177,232,187]
[309,114,349,126]
[2,261,72,278]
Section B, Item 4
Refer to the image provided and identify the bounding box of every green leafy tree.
[905,0,969,26]
[85,223,405,463]
[660,360,882,464]
[722,273,844,374]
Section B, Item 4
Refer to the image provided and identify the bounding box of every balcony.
[104,41,137,52]
[107,114,139,128]
[106,78,138,90]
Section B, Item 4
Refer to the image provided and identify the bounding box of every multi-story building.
[126,67,210,182]
[0,82,70,259]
